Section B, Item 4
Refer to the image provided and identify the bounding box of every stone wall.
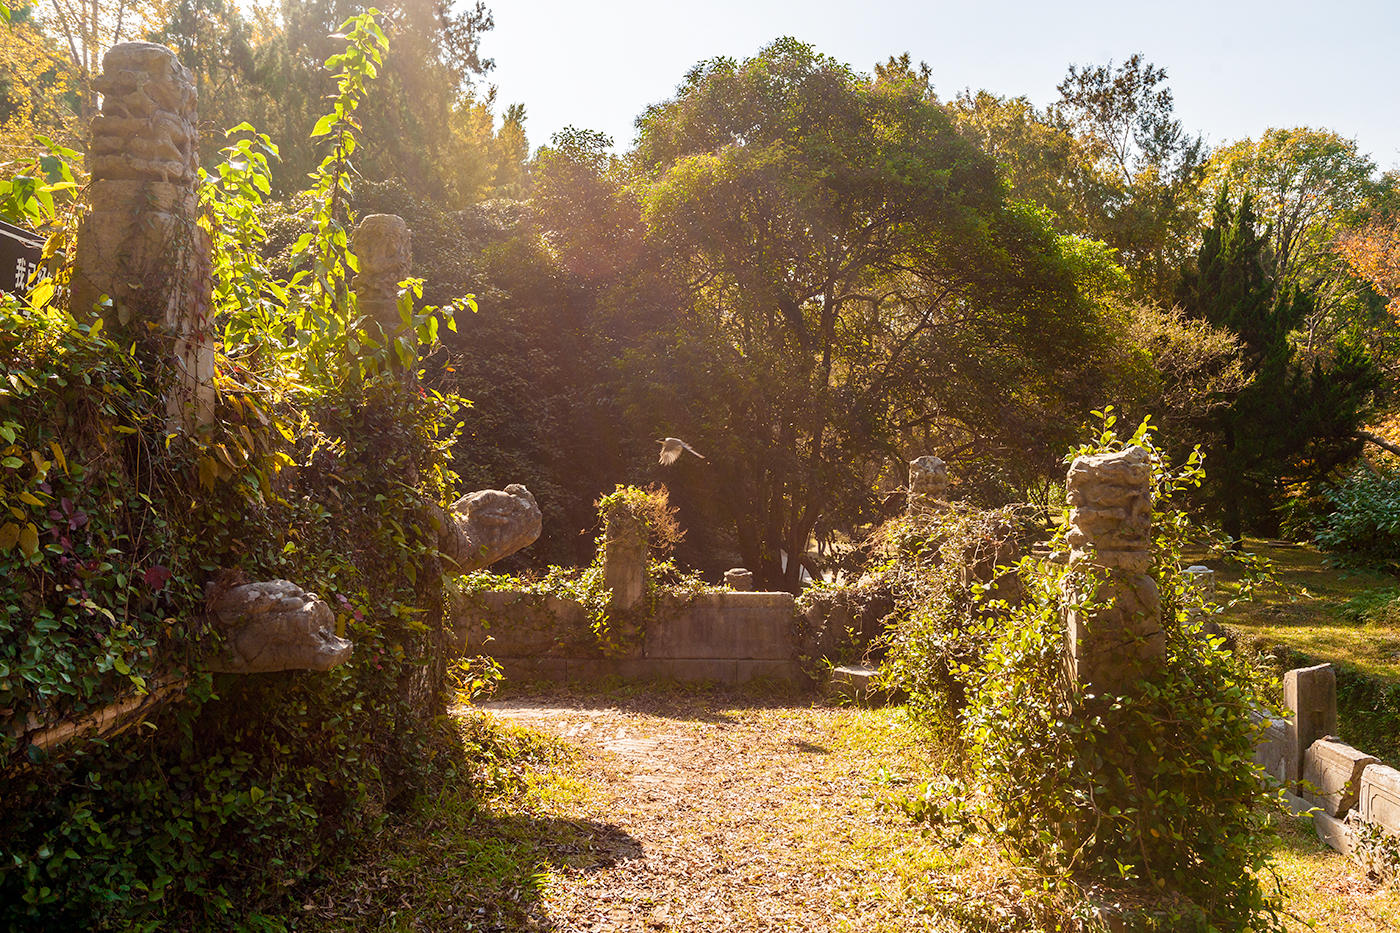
[450,588,804,685]
[1266,661,1400,873]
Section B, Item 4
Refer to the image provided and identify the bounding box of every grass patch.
[1267,814,1400,932]
[1214,539,1400,681]
[1209,538,1400,762]
[292,710,605,931]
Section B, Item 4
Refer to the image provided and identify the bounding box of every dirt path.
[477,689,956,933]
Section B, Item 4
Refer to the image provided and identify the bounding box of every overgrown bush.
[0,15,493,927]
[1314,466,1400,571]
[905,412,1287,931]
[872,505,1024,721]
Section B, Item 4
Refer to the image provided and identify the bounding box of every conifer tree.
[1179,185,1379,536]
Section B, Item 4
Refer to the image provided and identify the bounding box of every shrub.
[0,15,491,927]
[1314,466,1400,571]
[907,411,1287,931]
[873,505,1024,722]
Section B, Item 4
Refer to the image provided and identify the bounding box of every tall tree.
[627,39,1123,589]
[252,0,505,204]
[1050,54,1205,300]
[40,0,154,118]
[0,5,80,160]
[1200,128,1397,357]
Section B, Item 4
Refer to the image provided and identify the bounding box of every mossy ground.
[284,684,1396,931]
[1214,538,1400,681]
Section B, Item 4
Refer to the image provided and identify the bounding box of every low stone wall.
[450,588,804,685]
[1266,662,1400,873]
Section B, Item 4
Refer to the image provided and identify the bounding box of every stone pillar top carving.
[89,42,197,186]
[1065,445,1152,573]
[353,214,412,334]
[908,454,948,512]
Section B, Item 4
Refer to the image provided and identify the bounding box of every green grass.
[1210,538,1400,763]
[1266,814,1400,932]
[292,713,603,931]
[1214,538,1400,681]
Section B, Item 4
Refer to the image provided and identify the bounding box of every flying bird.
[658,437,705,466]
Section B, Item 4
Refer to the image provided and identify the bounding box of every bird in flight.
[658,437,705,466]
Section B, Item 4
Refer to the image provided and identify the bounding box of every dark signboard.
[0,217,46,298]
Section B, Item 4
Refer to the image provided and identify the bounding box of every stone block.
[670,658,740,683]
[1284,664,1337,788]
[450,589,597,657]
[646,592,796,660]
[1302,738,1377,816]
[724,568,755,591]
[495,656,569,682]
[1251,712,1289,784]
[734,659,804,685]
[827,664,880,703]
[1360,763,1400,835]
[1313,810,1356,857]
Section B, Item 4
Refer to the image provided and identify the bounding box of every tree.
[40,0,154,118]
[0,6,80,160]
[1179,185,1381,536]
[626,39,1124,589]
[1050,54,1206,300]
[251,0,506,205]
[1200,128,1397,357]
[1339,216,1400,316]
[950,89,1086,232]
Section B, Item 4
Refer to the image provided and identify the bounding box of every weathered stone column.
[72,42,213,428]
[352,213,412,357]
[602,510,647,614]
[907,455,948,513]
[1285,663,1338,789]
[1064,445,1163,693]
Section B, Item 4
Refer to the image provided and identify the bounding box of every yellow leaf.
[17,491,42,507]
[49,442,66,474]
[0,522,19,550]
[18,522,38,557]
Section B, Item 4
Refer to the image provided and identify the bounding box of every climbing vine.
[0,13,483,927]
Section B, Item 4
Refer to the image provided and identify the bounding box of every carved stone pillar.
[72,42,213,428]
[352,213,412,353]
[602,510,647,614]
[1064,445,1163,693]
[907,455,948,513]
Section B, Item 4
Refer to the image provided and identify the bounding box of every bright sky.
[479,0,1400,171]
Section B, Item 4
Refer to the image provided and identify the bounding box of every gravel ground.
[476,687,958,933]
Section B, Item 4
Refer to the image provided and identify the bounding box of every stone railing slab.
[1302,738,1377,817]
[1360,763,1400,835]
[646,593,795,660]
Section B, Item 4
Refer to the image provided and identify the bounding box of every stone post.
[724,568,755,591]
[71,42,213,428]
[602,510,647,614]
[1285,663,1338,790]
[1064,445,1163,693]
[352,213,412,358]
[907,455,948,513]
